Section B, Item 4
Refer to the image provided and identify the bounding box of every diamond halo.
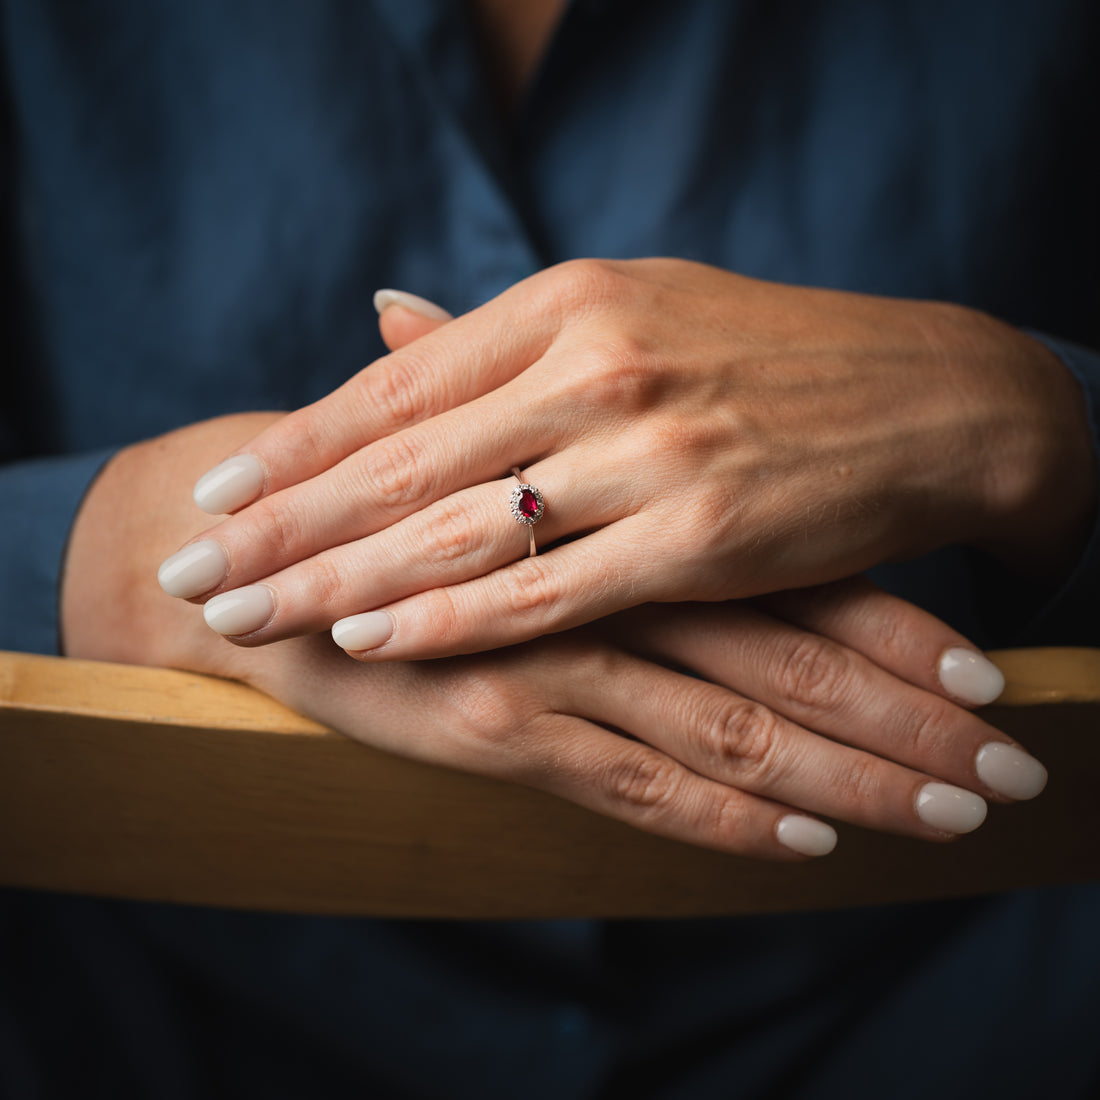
[510,483,544,526]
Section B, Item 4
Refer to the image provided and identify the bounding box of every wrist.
[61,413,283,677]
[924,304,1096,577]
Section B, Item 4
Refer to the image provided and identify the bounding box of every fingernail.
[938,647,1005,705]
[975,742,1048,800]
[776,815,838,857]
[331,611,394,652]
[916,782,988,834]
[203,585,275,636]
[157,539,228,598]
[193,455,265,515]
[373,289,452,321]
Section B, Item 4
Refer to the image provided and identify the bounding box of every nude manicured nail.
[157,539,228,598]
[193,455,265,515]
[372,289,453,321]
[776,815,838,857]
[938,647,1005,705]
[331,611,394,652]
[975,742,1048,801]
[203,585,274,636]
[916,783,988,835]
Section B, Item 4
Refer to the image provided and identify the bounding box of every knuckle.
[838,754,885,814]
[634,413,698,457]
[704,793,754,848]
[271,407,331,472]
[413,586,464,648]
[775,635,854,714]
[679,486,737,560]
[572,641,630,683]
[501,557,561,619]
[357,433,429,512]
[417,497,479,567]
[249,497,306,561]
[367,356,423,430]
[887,698,952,761]
[532,259,668,414]
[301,553,346,616]
[862,604,909,667]
[448,676,522,748]
[568,337,661,413]
[438,667,560,778]
[542,257,622,315]
[708,700,783,782]
[604,748,678,815]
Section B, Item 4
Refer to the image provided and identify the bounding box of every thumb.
[373,289,453,351]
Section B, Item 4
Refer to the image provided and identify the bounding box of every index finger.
[189,280,561,515]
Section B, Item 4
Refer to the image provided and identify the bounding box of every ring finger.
[196,460,639,643]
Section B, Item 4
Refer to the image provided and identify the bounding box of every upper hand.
[157,259,1095,660]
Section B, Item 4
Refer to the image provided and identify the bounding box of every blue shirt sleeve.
[1013,335,1100,644]
[0,448,116,655]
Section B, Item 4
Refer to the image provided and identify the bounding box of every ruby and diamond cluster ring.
[509,467,545,557]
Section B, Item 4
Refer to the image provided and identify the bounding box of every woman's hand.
[64,414,1046,858]
[257,579,1048,860]
[156,259,1095,659]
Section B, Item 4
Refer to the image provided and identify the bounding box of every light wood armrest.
[0,648,1097,918]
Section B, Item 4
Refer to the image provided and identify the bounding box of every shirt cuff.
[0,448,118,655]
[975,333,1100,645]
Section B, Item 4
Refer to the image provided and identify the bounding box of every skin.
[171,260,1094,661]
[61,407,1040,857]
[466,0,569,115]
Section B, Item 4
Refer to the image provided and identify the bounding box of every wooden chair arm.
[1,648,1097,918]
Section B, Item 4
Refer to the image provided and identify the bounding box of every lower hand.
[244,577,1047,859]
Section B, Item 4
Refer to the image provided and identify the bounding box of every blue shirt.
[2,1,1098,1096]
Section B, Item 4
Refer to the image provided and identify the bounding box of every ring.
[509,467,545,558]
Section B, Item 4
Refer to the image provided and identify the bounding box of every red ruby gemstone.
[518,490,540,519]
